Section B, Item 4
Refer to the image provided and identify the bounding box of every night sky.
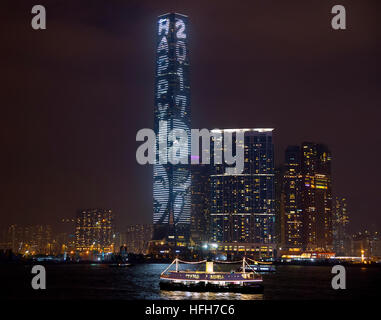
[1,0,380,232]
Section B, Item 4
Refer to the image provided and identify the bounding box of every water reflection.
[160,290,263,300]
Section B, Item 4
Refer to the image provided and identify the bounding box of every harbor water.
[1,263,380,300]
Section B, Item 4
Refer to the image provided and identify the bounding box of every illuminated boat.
[159,258,264,293]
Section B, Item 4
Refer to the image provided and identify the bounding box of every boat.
[108,263,132,268]
[159,258,264,293]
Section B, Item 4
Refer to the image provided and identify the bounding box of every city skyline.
[0,0,380,234]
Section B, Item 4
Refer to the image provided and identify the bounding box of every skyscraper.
[210,129,275,251]
[153,13,191,244]
[281,146,303,250]
[190,164,210,243]
[333,197,350,255]
[301,143,333,251]
[274,166,284,246]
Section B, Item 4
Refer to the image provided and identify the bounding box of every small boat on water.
[108,263,132,268]
[160,258,263,293]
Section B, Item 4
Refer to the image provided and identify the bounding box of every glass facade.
[153,13,191,242]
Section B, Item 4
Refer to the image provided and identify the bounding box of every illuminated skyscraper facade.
[281,146,303,250]
[333,197,349,255]
[210,129,275,246]
[274,166,283,245]
[75,209,114,253]
[153,13,191,243]
[301,143,333,251]
[190,164,210,243]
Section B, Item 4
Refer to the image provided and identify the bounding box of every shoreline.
[1,259,380,268]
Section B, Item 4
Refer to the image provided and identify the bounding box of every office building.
[153,13,191,244]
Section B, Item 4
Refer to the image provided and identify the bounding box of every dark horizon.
[1,0,380,233]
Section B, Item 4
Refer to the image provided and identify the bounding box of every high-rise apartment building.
[75,209,115,253]
[274,166,284,246]
[352,231,381,257]
[0,224,52,255]
[333,197,350,255]
[210,129,275,248]
[190,164,210,243]
[301,143,333,251]
[281,146,303,250]
[153,13,191,244]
